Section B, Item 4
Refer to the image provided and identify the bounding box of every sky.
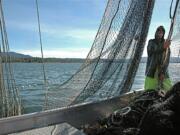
[2,0,173,58]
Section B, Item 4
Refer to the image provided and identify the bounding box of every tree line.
[1,57,85,63]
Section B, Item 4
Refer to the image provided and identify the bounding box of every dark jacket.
[145,39,170,78]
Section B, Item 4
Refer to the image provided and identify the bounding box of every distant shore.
[1,52,180,63]
[1,57,180,63]
[3,57,85,63]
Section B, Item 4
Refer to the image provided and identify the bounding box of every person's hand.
[159,73,164,81]
[164,39,171,49]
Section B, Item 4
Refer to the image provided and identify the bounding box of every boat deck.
[10,123,85,135]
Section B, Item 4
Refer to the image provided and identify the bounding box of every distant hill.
[1,52,32,58]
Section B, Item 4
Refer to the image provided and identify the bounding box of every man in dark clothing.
[144,26,172,91]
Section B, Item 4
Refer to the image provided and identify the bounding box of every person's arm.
[159,39,171,80]
[162,48,170,74]
[160,40,171,76]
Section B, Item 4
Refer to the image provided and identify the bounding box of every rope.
[160,0,180,90]
[0,1,21,115]
[170,0,174,19]
[164,0,179,58]
[0,0,21,117]
[35,0,49,110]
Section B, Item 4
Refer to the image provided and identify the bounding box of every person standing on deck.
[144,26,172,91]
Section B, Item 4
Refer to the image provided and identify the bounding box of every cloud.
[42,25,97,40]
[16,48,89,58]
[67,29,97,40]
[7,21,37,31]
[8,21,97,41]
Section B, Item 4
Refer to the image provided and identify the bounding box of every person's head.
[155,26,165,41]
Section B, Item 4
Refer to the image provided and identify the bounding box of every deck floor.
[10,123,85,135]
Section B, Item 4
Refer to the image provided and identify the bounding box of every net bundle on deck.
[45,0,155,110]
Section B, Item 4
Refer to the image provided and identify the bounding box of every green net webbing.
[45,0,155,109]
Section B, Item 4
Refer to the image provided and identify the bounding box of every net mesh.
[45,0,155,109]
[0,0,21,118]
[0,0,180,118]
[170,0,180,83]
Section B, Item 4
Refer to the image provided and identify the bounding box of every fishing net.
[83,82,180,135]
[45,0,155,109]
[169,0,180,83]
[0,0,21,117]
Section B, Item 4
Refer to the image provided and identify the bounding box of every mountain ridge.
[1,52,32,58]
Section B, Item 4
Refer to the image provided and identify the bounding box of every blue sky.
[3,0,173,58]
